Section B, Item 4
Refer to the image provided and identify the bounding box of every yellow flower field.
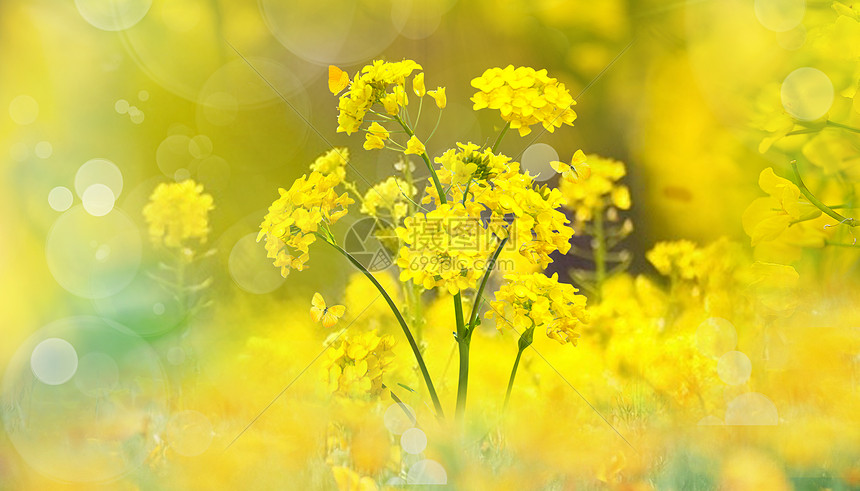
[2,1,859,489]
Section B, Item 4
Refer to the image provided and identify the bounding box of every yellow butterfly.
[310,292,346,328]
[328,65,349,95]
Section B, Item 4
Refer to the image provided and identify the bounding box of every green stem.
[503,349,523,410]
[491,122,510,154]
[314,233,445,419]
[455,298,469,421]
[790,161,857,227]
[462,179,472,204]
[824,240,860,248]
[393,115,446,205]
[468,238,509,329]
[393,114,469,421]
[826,120,860,134]
[504,325,534,411]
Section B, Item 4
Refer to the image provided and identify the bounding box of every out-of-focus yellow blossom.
[258,168,353,277]
[719,450,791,491]
[611,186,631,209]
[404,135,425,155]
[550,149,590,183]
[322,330,395,398]
[395,202,492,294]
[742,167,821,246]
[744,261,800,314]
[559,154,629,221]
[646,240,704,281]
[802,131,860,177]
[310,147,349,182]
[427,87,446,108]
[335,59,424,135]
[742,167,829,263]
[363,122,389,151]
[485,272,589,345]
[142,179,214,249]
[330,466,378,491]
[359,177,415,222]
[348,418,392,475]
[471,65,577,136]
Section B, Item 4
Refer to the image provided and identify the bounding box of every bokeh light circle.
[75,0,152,31]
[82,184,116,217]
[695,317,738,359]
[156,135,195,178]
[34,141,53,159]
[201,92,238,126]
[391,0,458,40]
[75,159,124,199]
[46,206,142,299]
[1,316,168,483]
[776,25,806,50]
[260,0,400,65]
[725,392,779,425]
[400,427,427,455]
[780,67,833,121]
[8,95,38,125]
[229,233,285,294]
[754,0,805,33]
[521,143,560,181]
[697,415,724,426]
[48,186,74,212]
[30,338,78,385]
[383,402,415,435]
[717,350,752,385]
[166,410,214,456]
[406,459,447,485]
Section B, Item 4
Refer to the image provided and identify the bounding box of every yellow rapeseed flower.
[485,272,589,345]
[646,240,703,280]
[321,330,395,398]
[428,87,446,108]
[309,147,349,181]
[359,177,415,222]
[362,122,389,151]
[258,163,353,277]
[335,59,425,135]
[404,135,425,155]
[559,154,629,222]
[142,178,214,249]
[395,202,494,294]
[471,65,577,136]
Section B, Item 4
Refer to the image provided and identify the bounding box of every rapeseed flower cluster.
[424,147,575,269]
[257,157,353,277]
[486,272,589,345]
[559,154,630,222]
[335,59,440,135]
[142,179,214,249]
[395,202,491,294]
[359,177,415,222]
[471,65,577,136]
[646,240,705,281]
[322,330,396,398]
[309,147,350,182]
